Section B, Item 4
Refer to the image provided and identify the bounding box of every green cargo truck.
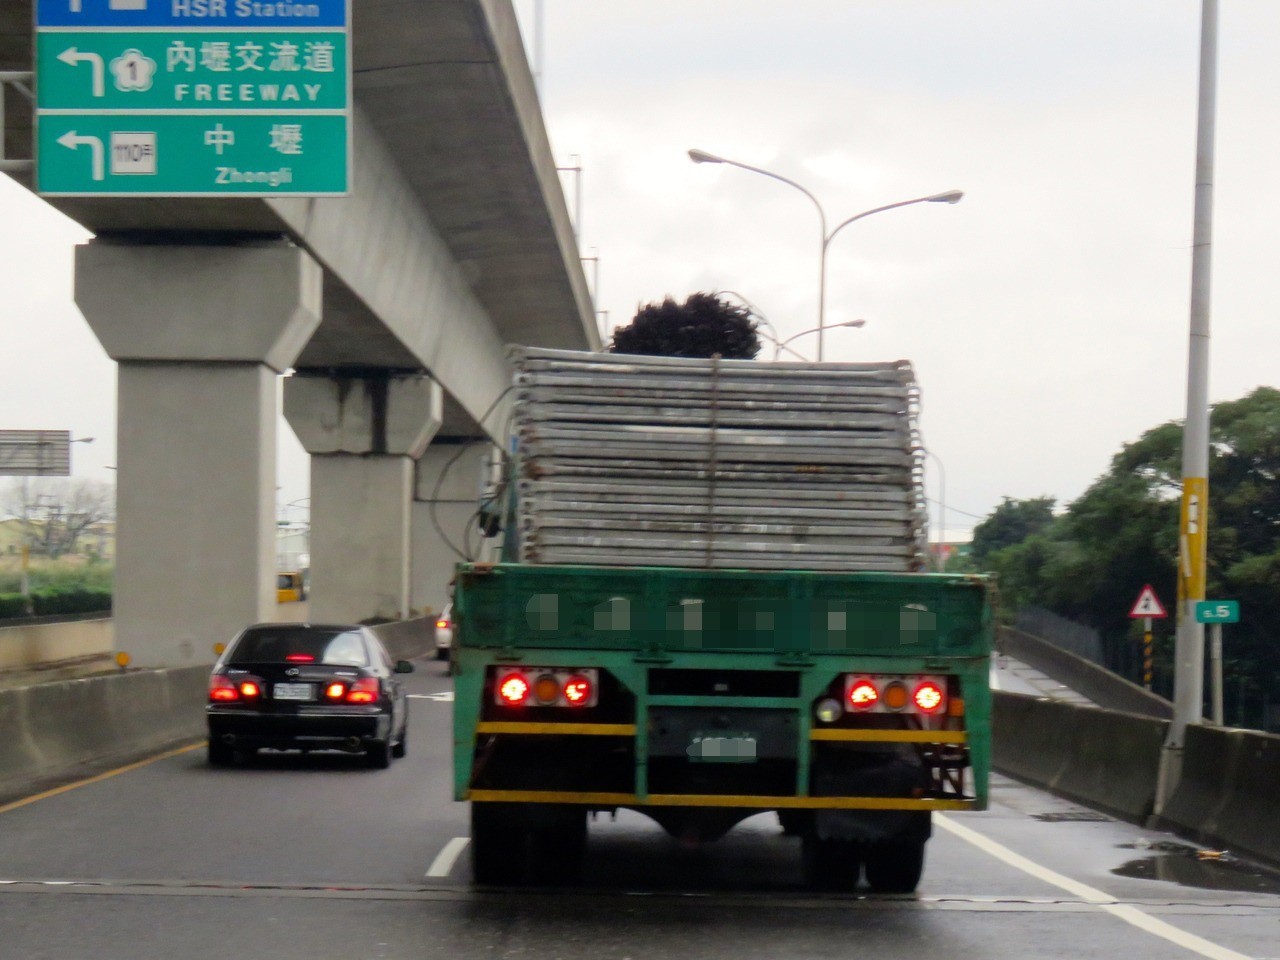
[451,348,994,890]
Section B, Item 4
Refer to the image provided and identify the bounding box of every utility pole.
[1158,0,1218,814]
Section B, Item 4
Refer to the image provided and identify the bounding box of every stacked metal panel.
[510,347,927,571]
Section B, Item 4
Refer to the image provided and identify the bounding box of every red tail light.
[345,678,380,704]
[847,679,879,710]
[563,675,592,706]
[285,653,315,662]
[239,681,261,698]
[498,673,531,705]
[209,676,239,702]
[324,682,346,700]
[913,681,945,714]
[436,619,449,629]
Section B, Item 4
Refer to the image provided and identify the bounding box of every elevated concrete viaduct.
[1,0,598,665]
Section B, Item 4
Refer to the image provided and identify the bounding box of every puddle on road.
[1112,841,1280,894]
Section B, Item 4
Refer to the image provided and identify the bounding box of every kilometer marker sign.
[35,0,350,197]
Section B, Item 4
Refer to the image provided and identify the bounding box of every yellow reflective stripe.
[466,789,975,811]
[809,729,968,743]
[475,721,637,736]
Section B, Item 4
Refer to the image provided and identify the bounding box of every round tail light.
[498,673,530,706]
[847,679,879,710]
[913,681,945,714]
[563,675,593,706]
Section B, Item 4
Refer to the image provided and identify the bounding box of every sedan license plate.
[687,732,758,763]
[273,682,315,701]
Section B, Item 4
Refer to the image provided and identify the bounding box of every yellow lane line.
[0,742,203,817]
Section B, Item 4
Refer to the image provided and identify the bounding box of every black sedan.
[206,623,413,768]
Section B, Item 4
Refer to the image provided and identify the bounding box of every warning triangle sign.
[1129,585,1168,619]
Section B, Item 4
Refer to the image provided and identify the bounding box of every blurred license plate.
[273,683,314,701]
[687,733,758,763]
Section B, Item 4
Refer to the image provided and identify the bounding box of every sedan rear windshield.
[228,628,369,666]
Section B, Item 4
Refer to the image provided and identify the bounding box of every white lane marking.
[408,692,454,702]
[936,814,1253,960]
[425,837,470,878]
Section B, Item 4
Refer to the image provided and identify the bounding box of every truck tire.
[863,839,926,893]
[471,803,528,885]
[801,835,862,890]
[528,808,587,884]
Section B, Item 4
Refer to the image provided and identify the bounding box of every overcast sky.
[3,1,1278,538]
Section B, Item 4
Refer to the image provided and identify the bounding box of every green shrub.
[29,588,112,616]
[0,593,30,618]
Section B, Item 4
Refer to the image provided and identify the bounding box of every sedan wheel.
[365,739,392,769]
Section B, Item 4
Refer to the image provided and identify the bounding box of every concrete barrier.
[370,617,435,662]
[998,626,1172,719]
[1161,723,1280,866]
[0,665,208,802]
[0,617,114,672]
[993,691,1168,822]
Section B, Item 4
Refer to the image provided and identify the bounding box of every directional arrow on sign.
[57,47,105,97]
[56,130,104,181]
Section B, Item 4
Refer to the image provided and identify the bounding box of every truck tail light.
[563,675,593,706]
[493,668,599,707]
[533,674,561,704]
[498,673,531,705]
[913,681,945,714]
[846,679,879,710]
[840,674,949,716]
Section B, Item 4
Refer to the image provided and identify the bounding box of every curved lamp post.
[689,149,962,360]
[772,319,866,361]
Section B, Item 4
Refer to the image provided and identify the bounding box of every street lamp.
[688,148,962,360]
[772,319,866,361]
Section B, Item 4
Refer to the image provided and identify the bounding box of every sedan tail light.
[209,676,239,702]
[344,678,380,704]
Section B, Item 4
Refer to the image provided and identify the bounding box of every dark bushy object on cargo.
[0,594,30,618]
[611,292,761,359]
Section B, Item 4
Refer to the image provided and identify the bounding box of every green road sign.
[1195,600,1240,624]
[35,4,349,196]
[37,113,348,195]
[37,31,348,111]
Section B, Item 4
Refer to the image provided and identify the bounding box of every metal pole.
[1171,0,1217,748]
[817,227,828,362]
[1210,623,1224,725]
[1143,617,1153,690]
[1158,0,1218,817]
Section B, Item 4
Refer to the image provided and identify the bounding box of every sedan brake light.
[345,677,380,704]
[209,676,239,702]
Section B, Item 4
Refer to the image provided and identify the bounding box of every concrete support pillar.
[411,440,498,616]
[74,241,323,667]
[285,374,442,623]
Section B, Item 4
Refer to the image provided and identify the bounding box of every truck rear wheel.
[471,802,527,885]
[863,839,926,893]
[801,835,862,890]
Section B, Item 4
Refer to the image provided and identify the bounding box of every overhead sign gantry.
[34,0,350,196]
